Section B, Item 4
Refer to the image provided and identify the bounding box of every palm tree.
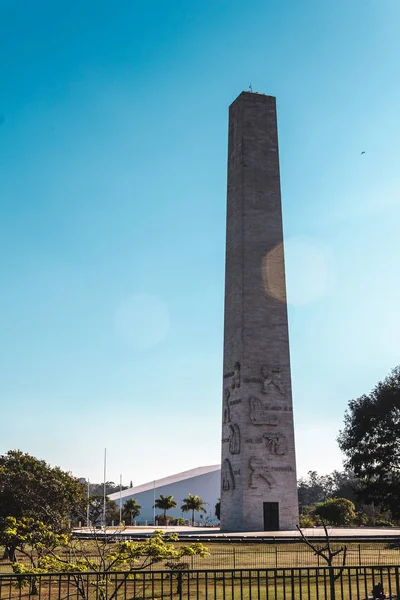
[154,494,177,524]
[181,494,207,526]
[122,498,142,525]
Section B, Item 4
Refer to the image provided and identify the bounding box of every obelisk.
[220,92,298,531]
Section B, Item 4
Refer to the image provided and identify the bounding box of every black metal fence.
[1,545,399,573]
[0,565,399,600]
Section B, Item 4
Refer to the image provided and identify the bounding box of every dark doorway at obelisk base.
[263,502,279,531]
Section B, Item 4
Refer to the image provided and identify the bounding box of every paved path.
[74,526,400,539]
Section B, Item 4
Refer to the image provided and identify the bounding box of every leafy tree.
[154,495,177,522]
[11,526,209,599]
[338,367,400,518]
[88,481,128,496]
[181,494,206,526]
[297,471,334,512]
[314,498,356,526]
[122,498,141,524]
[88,495,119,526]
[0,450,85,531]
[2,517,68,593]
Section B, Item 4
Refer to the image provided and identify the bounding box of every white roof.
[109,465,220,501]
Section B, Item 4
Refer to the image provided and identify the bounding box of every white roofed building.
[108,465,221,525]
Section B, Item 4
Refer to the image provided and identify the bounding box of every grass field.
[1,542,399,573]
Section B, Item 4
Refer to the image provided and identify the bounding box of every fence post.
[233,547,236,570]
[358,544,361,566]
[275,547,278,568]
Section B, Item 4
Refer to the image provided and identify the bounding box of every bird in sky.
[361,151,366,155]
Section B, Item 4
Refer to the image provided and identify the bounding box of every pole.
[153,479,156,526]
[119,473,122,525]
[103,448,107,530]
[87,479,90,527]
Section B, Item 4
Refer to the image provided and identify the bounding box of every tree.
[181,494,206,526]
[87,495,119,526]
[2,516,68,593]
[297,471,334,513]
[297,521,347,600]
[0,450,85,531]
[154,495,177,523]
[122,498,141,524]
[314,498,356,526]
[215,499,220,520]
[338,367,400,518]
[11,525,209,599]
[88,481,128,496]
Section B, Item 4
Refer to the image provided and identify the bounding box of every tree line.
[297,366,400,527]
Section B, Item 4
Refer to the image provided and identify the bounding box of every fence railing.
[0,565,399,600]
[1,544,399,573]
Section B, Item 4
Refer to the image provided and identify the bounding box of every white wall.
[110,469,221,525]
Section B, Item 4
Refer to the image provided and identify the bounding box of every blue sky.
[1,0,400,485]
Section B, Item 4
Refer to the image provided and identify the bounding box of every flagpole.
[103,448,107,530]
[153,479,156,526]
[119,473,122,525]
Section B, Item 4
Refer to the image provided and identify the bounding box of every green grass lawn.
[1,541,399,573]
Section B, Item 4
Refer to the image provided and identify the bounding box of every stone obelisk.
[220,92,298,531]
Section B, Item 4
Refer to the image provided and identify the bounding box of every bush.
[314,497,356,526]
[154,514,174,525]
[299,515,315,528]
[171,518,185,526]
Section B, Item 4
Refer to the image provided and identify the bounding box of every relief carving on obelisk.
[249,397,279,426]
[222,458,235,491]
[263,432,287,455]
[248,456,275,489]
[232,362,241,389]
[261,366,285,395]
[228,423,240,455]
[223,389,231,424]
[223,362,241,391]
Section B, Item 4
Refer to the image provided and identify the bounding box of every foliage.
[299,514,315,528]
[297,469,362,515]
[0,450,85,531]
[1,516,68,565]
[338,367,400,518]
[88,481,128,496]
[121,498,141,524]
[155,514,174,525]
[88,495,119,526]
[314,498,356,526]
[354,510,369,526]
[153,495,177,521]
[10,525,209,599]
[297,471,333,511]
[181,494,207,525]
